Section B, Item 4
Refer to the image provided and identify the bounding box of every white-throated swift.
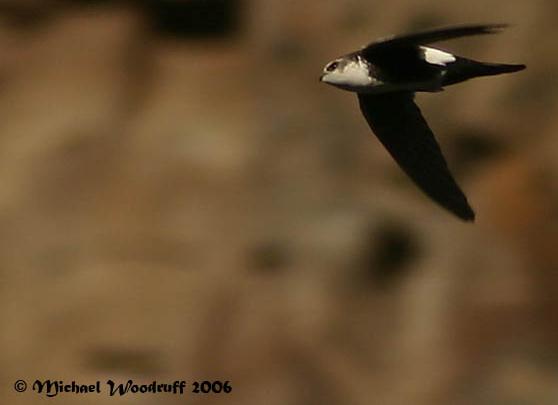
[320,24,525,221]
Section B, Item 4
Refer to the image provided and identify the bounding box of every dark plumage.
[320,24,526,221]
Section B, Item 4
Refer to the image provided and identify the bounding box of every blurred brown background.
[1,0,557,404]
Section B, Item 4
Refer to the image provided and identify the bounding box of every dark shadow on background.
[142,0,242,39]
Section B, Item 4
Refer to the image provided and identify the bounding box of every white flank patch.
[421,46,456,66]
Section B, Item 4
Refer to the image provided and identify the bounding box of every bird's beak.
[319,74,325,82]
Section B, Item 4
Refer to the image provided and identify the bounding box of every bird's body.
[320,24,525,221]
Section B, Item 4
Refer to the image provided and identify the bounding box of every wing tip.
[463,211,476,222]
[482,23,509,32]
[444,23,509,35]
[455,204,476,222]
[443,193,475,222]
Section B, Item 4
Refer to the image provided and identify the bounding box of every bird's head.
[320,55,375,91]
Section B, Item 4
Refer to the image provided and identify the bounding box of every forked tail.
[475,62,526,76]
[443,59,526,86]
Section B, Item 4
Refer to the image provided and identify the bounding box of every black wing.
[360,25,506,84]
[358,92,475,221]
[363,24,506,56]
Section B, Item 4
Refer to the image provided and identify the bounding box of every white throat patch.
[342,57,373,86]
[322,56,373,89]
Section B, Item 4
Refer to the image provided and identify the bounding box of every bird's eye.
[326,61,339,72]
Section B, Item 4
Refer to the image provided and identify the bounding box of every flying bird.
[320,24,525,221]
